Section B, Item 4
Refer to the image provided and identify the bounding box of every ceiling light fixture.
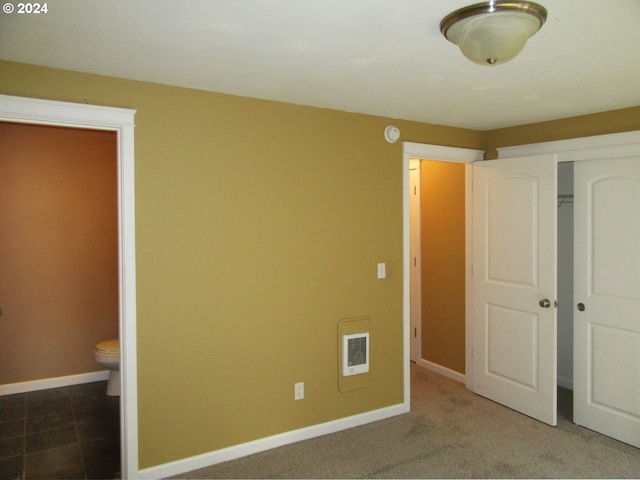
[440,1,547,66]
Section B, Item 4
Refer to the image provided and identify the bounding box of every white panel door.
[574,157,640,447]
[472,155,558,425]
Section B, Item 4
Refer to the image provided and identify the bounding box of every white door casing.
[409,159,421,363]
[0,94,139,478]
[472,154,558,425]
[573,157,640,448]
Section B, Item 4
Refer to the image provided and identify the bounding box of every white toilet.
[94,339,120,396]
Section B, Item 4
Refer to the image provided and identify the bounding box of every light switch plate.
[377,263,386,279]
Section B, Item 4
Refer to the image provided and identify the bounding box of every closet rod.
[558,194,573,207]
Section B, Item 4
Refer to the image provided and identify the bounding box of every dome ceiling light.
[440,1,547,66]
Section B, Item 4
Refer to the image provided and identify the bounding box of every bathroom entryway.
[0,121,122,479]
[0,94,138,478]
[0,122,119,387]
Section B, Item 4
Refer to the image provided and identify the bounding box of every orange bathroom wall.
[0,122,119,385]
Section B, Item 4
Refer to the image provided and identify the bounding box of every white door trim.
[497,130,640,161]
[0,94,139,479]
[409,159,422,364]
[402,142,484,399]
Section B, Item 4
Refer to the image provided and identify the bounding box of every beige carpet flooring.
[170,363,640,478]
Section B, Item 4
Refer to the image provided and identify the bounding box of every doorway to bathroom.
[0,121,121,478]
[0,93,138,478]
[0,122,119,386]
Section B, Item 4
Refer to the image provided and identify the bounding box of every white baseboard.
[138,403,408,479]
[557,375,573,390]
[0,370,110,396]
[417,359,466,384]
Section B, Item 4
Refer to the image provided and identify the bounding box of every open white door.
[472,155,558,425]
[574,157,640,448]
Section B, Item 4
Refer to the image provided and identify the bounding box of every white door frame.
[0,94,139,478]
[409,159,422,363]
[402,142,484,401]
[497,131,640,161]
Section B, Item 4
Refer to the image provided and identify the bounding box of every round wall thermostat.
[384,125,400,143]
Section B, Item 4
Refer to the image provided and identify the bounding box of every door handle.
[577,303,585,311]
[539,299,551,308]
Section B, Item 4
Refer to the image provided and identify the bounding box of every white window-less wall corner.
[0,94,139,479]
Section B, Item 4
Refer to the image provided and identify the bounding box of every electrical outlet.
[294,382,304,400]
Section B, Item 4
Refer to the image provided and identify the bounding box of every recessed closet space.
[557,162,574,418]
[557,162,574,391]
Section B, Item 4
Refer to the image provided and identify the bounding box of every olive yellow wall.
[4,59,638,471]
[0,61,483,469]
[420,161,466,374]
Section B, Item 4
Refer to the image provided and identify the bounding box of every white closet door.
[472,155,558,425]
[574,157,640,448]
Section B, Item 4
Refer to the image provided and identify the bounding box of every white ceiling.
[1,0,639,130]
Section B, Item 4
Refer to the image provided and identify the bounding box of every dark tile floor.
[0,381,120,480]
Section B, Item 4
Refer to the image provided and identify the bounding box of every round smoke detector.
[384,125,400,143]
